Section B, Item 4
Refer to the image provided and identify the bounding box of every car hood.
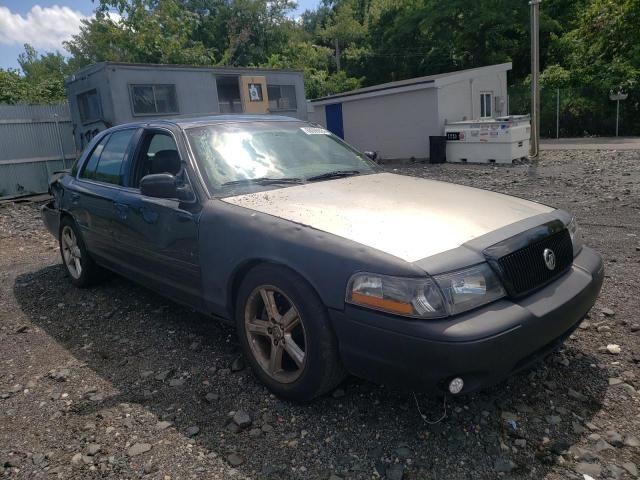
[222,172,554,262]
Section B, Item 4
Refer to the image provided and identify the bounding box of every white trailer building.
[308,63,511,161]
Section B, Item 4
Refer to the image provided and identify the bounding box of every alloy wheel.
[244,285,307,383]
[61,225,82,279]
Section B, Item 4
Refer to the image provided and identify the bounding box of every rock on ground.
[1,151,640,479]
[127,443,152,457]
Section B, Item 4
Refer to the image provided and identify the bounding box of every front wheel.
[236,264,345,401]
[59,217,102,287]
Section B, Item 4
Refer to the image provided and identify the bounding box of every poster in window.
[248,83,263,102]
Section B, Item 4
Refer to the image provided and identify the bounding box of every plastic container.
[445,115,530,164]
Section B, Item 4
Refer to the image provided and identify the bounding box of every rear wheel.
[59,217,101,287]
[236,264,345,401]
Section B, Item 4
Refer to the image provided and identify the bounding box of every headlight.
[346,264,506,319]
[346,273,447,318]
[567,217,583,257]
[434,263,506,315]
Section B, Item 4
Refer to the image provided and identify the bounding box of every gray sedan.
[42,115,604,401]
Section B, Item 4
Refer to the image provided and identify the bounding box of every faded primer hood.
[222,173,554,262]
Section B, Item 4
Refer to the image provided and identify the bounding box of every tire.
[236,264,345,401]
[59,216,102,288]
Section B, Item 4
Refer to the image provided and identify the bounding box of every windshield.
[185,121,379,195]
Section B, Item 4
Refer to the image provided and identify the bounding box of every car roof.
[113,114,303,131]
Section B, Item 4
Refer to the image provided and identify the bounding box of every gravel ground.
[1,150,639,480]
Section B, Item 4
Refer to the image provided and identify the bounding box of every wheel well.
[226,260,320,320]
[59,211,74,233]
[227,259,268,318]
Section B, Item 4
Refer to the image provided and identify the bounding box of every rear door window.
[80,129,137,185]
[93,130,136,185]
[80,135,109,179]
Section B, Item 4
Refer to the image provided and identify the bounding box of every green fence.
[509,85,638,138]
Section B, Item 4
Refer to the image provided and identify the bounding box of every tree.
[263,41,362,98]
[4,0,639,134]
[215,0,298,66]
[562,0,640,93]
[0,44,70,104]
[65,3,214,66]
[77,0,299,67]
[18,45,72,82]
[317,1,366,71]
[539,0,640,134]
[64,12,136,66]
[0,69,28,104]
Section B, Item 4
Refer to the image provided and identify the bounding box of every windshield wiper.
[222,177,303,187]
[306,170,361,182]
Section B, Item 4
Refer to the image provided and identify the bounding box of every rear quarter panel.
[41,200,60,237]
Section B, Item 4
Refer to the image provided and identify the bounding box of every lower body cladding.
[329,247,604,394]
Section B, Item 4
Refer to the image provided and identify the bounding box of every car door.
[70,128,139,265]
[112,128,202,307]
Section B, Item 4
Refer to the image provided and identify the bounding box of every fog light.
[448,377,464,394]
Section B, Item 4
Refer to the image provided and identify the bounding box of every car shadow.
[15,265,608,479]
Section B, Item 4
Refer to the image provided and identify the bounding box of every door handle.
[70,192,80,203]
[114,202,129,220]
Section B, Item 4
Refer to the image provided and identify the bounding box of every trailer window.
[129,84,178,115]
[267,85,297,111]
[77,89,101,123]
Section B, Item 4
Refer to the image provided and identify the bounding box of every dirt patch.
[1,150,639,479]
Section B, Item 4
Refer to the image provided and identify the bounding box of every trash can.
[429,136,446,163]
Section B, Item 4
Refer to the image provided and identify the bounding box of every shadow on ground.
[15,265,608,479]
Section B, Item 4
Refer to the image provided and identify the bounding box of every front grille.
[495,229,573,297]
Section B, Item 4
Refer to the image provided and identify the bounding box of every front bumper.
[329,246,604,394]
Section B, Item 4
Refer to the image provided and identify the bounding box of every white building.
[308,63,511,161]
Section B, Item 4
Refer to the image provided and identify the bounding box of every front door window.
[131,132,181,188]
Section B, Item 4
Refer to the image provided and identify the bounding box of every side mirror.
[364,151,378,161]
[140,173,178,199]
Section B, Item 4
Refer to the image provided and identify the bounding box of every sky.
[0,0,319,70]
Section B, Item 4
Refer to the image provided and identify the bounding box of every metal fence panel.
[0,103,76,199]
[0,160,65,198]
[0,103,70,119]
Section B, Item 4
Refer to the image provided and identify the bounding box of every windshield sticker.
[301,127,331,135]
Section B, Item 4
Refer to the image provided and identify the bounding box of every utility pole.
[529,0,541,158]
[334,38,341,72]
